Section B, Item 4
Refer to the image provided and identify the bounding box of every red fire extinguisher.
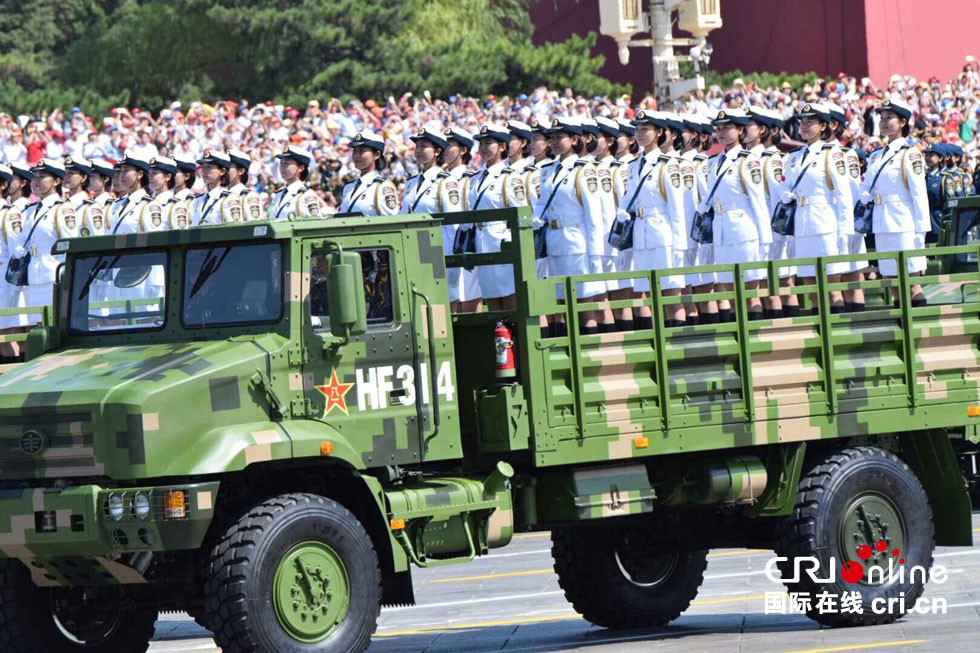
[494,321,516,380]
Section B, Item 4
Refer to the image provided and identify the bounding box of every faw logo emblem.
[20,430,46,455]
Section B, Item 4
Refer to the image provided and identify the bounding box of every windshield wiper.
[77,255,120,300]
[188,247,232,299]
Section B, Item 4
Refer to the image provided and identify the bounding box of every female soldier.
[191,150,231,226]
[0,164,33,344]
[680,115,711,323]
[146,157,178,232]
[63,157,105,238]
[613,111,684,329]
[88,159,116,213]
[169,155,196,229]
[534,117,604,336]
[400,127,460,217]
[0,166,21,360]
[270,146,323,220]
[826,102,868,312]
[466,123,527,311]
[443,127,481,313]
[590,116,623,332]
[339,131,398,216]
[610,118,638,330]
[505,120,534,174]
[777,102,852,312]
[699,109,771,321]
[11,159,78,325]
[661,112,697,323]
[858,98,930,304]
[225,149,262,222]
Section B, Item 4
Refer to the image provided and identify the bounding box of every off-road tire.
[0,559,156,653]
[205,493,380,652]
[551,525,707,629]
[774,446,935,626]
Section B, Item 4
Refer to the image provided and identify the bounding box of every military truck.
[0,206,977,652]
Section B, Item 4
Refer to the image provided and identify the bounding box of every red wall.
[530,0,978,93]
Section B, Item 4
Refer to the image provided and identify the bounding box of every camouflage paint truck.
[0,205,978,653]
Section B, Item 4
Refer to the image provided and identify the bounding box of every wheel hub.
[273,541,350,643]
[51,591,126,645]
[839,490,907,585]
[613,534,680,588]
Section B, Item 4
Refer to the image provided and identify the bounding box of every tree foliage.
[0,0,625,116]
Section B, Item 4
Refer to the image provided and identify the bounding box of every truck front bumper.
[0,481,219,585]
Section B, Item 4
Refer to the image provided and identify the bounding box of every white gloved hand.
[12,245,25,259]
[533,216,545,229]
[458,223,473,232]
[615,209,631,224]
[780,191,795,204]
[859,191,873,204]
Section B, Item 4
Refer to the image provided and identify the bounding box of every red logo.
[841,541,904,583]
[315,368,354,416]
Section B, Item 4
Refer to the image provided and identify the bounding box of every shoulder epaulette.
[539,160,557,169]
[436,170,450,178]
[760,150,774,157]
[736,150,751,158]
[573,159,589,167]
[694,153,707,161]
[463,170,478,178]
[501,166,515,174]
[26,201,39,209]
[609,159,623,167]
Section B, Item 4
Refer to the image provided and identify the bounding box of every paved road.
[149,515,980,653]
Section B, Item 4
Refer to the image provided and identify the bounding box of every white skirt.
[448,266,482,303]
[695,244,716,285]
[632,246,680,293]
[795,233,842,278]
[715,240,765,284]
[768,238,796,279]
[0,282,28,329]
[875,232,927,276]
[841,234,869,274]
[23,283,53,325]
[550,254,605,300]
[476,263,514,300]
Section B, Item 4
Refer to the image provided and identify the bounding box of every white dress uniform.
[140,190,170,309]
[829,139,868,272]
[0,197,28,327]
[339,170,398,216]
[860,137,930,276]
[68,191,106,238]
[619,146,682,294]
[699,144,771,284]
[91,192,114,212]
[446,165,481,302]
[222,182,263,222]
[168,188,192,229]
[595,154,624,289]
[12,193,78,323]
[759,145,795,278]
[525,158,551,282]
[269,181,323,220]
[674,150,700,286]
[533,154,604,300]
[466,160,526,299]
[778,140,853,278]
[191,186,229,226]
[612,153,635,282]
[402,164,463,293]
[105,189,152,314]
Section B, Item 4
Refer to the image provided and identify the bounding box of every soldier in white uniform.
[466,123,527,311]
[104,154,154,316]
[532,117,604,336]
[225,149,263,222]
[170,155,196,229]
[659,112,697,319]
[699,109,771,321]
[777,102,852,312]
[0,165,23,360]
[613,111,685,330]
[442,128,481,312]
[191,150,231,226]
[88,159,116,212]
[826,102,868,312]
[64,157,106,238]
[401,128,460,216]
[505,120,534,174]
[609,118,638,330]
[270,146,324,220]
[10,159,78,324]
[859,98,930,304]
[339,131,398,216]
[0,165,33,336]
[590,116,623,332]
[147,157,178,232]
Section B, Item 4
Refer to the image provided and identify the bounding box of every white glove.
[458,223,473,232]
[615,209,631,224]
[12,245,25,259]
[533,216,545,230]
[780,191,795,204]
[859,191,873,204]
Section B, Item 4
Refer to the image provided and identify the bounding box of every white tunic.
[466,161,526,298]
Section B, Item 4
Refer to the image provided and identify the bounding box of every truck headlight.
[133,492,151,520]
[107,493,124,521]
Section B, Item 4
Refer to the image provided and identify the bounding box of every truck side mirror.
[327,250,367,339]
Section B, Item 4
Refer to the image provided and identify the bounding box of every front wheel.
[0,560,156,653]
[551,525,707,629]
[205,493,380,652]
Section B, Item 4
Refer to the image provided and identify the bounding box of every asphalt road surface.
[149,514,980,653]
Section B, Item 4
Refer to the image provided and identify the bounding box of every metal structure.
[599,0,722,105]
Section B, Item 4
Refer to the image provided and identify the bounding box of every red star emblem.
[315,368,355,416]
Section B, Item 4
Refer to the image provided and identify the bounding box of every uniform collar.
[67,191,88,208]
[806,140,824,155]
[485,160,507,175]
[827,138,841,147]
[643,147,662,164]
[557,154,578,170]
[748,143,765,156]
[287,180,306,193]
[228,183,246,194]
[420,166,442,182]
[39,193,60,208]
[154,189,173,204]
[509,157,532,171]
[207,186,224,199]
[128,188,147,203]
[174,189,190,199]
[886,137,908,152]
[357,170,378,185]
[680,149,697,160]
[723,144,743,160]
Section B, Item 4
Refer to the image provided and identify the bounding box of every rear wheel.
[0,560,156,653]
[205,493,380,652]
[551,525,707,629]
[774,446,935,626]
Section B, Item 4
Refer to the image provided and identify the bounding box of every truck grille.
[0,409,103,478]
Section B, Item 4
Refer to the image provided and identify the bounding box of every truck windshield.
[69,251,168,333]
[182,242,283,327]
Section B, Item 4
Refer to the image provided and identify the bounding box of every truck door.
[304,236,426,466]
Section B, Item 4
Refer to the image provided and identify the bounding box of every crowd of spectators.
[1,56,978,209]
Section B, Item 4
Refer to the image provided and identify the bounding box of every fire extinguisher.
[494,321,516,380]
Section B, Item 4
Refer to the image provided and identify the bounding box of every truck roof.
[54,213,440,255]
